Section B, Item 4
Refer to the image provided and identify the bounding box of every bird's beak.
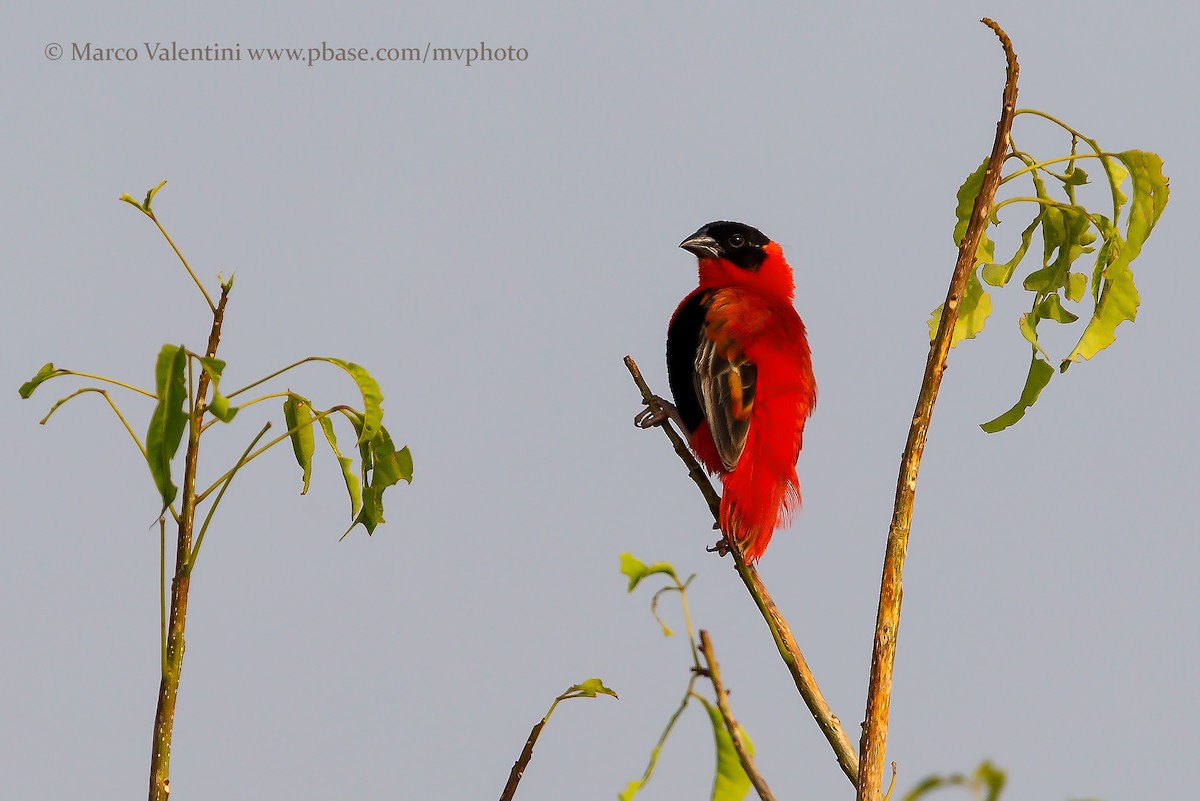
[679,231,721,259]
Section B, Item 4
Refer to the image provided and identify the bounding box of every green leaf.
[620,553,678,592]
[145,344,188,509]
[1063,166,1089,186]
[209,392,237,422]
[1104,154,1130,221]
[980,356,1054,433]
[953,158,995,266]
[1036,293,1078,323]
[1066,151,1168,365]
[1066,272,1087,303]
[345,422,413,536]
[1022,204,1093,294]
[317,415,362,518]
[981,214,1040,288]
[696,696,753,801]
[618,780,646,801]
[321,359,384,444]
[199,357,238,422]
[976,760,1006,801]
[901,772,968,801]
[564,678,618,699]
[928,269,992,347]
[143,180,167,210]
[18,363,65,399]
[283,395,316,495]
[1018,311,1050,360]
[369,425,414,488]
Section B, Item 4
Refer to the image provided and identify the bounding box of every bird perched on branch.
[636,221,816,561]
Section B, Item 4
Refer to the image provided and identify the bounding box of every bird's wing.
[694,305,757,472]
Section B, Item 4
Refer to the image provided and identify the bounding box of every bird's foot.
[634,395,686,432]
[706,537,731,557]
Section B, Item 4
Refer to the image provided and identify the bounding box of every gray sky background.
[3,3,1196,800]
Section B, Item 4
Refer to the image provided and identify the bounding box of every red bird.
[637,221,816,561]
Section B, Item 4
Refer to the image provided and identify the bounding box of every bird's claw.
[634,395,685,432]
[706,537,731,557]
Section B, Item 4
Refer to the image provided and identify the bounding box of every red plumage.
[660,222,815,561]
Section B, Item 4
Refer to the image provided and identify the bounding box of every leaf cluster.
[929,114,1168,431]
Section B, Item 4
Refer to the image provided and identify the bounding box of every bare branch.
[699,630,778,801]
[499,717,548,801]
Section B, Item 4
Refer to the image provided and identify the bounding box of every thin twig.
[699,630,778,801]
[624,356,721,519]
[855,18,1020,801]
[499,716,548,801]
[625,355,860,784]
[499,686,615,801]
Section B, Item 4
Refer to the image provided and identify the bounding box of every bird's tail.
[719,459,800,562]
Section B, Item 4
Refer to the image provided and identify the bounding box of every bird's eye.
[728,234,745,248]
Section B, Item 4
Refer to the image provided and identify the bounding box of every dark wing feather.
[694,330,756,471]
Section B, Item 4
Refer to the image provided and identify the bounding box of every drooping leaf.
[982,214,1041,288]
[1018,311,1049,360]
[1066,272,1087,303]
[980,356,1054,433]
[18,363,66,399]
[283,395,315,495]
[369,425,414,488]
[1102,153,1130,222]
[145,344,188,509]
[696,696,754,801]
[1087,218,1118,304]
[563,678,618,700]
[321,358,384,444]
[1063,166,1089,186]
[198,357,238,422]
[1066,151,1168,365]
[620,553,678,592]
[317,415,361,518]
[344,420,412,536]
[1022,204,1093,294]
[1036,293,1078,323]
[928,269,992,347]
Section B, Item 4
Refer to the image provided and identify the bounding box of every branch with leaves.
[18,183,412,801]
[620,554,776,801]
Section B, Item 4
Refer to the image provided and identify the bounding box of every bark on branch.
[854,18,1020,801]
[699,630,779,801]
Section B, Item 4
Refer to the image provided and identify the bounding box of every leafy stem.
[193,405,355,504]
[186,421,273,575]
[999,152,1112,186]
[1014,108,1125,222]
[223,357,325,400]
